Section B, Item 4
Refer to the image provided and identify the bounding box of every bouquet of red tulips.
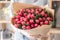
[12,7,53,30]
[11,3,54,38]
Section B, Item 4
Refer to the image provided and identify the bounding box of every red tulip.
[45,14,48,17]
[27,9,31,13]
[39,18,42,21]
[26,26,31,30]
[47,17,51,21]
[31,9,34,13]
[19,12,22,16]
[22,25,26,30]
[20,17,24,20]
[21,21,25,25]
[44,20,49,24]
[41,11,45,16]
[14,24,18,28]
[15,19,19,22]
[30,19,34,24]
[36,11,39,14]
[17,21,21,24]
[31,14,34,18]
[23,18,28,22]
[35,19,39,23]
[40,22,43,26]
[20,8,25,13]
[27,14,31,19]
[27,22,30,25]
[31,24,34,28]
[35,24,38,27]
[16,15,20,19]
[43,17,46,21]
[24,13,27,17]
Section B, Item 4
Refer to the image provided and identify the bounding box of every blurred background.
[0,0,60,40]
[0,0,48,40]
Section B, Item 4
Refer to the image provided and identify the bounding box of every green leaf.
[14,13,17,17]
[44,8,47,13]
[35,14,40,19]
[48,12,53,18]
[24,23,28,26]
[49,21,54,25]
[28,18,30,21]
[18,24,22,29]
[34,13,36,16]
